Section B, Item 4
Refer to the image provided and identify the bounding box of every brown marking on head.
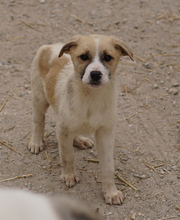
[59,35,133,81]
[59,35,96,78]
[45,55,70,108]
[97,35,134,75]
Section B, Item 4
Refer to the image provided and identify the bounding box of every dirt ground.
[0,0,180,219]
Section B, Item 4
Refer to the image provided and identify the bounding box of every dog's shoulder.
[36,43,71,79]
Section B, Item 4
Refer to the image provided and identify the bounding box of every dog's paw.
[28,140,44,154]
[73,136,94,149]
[103,190,124,205]
[61,173,79,187]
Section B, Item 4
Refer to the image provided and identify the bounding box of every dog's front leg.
[56,125,79,187]
[95,127,124,205]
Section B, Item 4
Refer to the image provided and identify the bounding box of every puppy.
[28,35,133,205]
[0,188,100,220]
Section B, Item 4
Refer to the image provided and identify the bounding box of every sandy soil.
[0,0,180,219]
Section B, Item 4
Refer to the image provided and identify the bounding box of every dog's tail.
[36,45,52,79]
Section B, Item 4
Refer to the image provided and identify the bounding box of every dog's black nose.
[90,71,102,82]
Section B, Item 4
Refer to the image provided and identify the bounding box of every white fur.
[0,189,59,220]
[82,38,110,86]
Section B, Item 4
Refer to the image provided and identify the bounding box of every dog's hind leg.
[73,135,94,149]
[28,76,49,154]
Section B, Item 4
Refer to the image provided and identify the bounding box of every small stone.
[139,174,147,179]
[168,88,178,95]
[53,140,58,145]
[51,123,56,127]
[115,21,120,25]
[27,182,32,188]
[130,213,136,220]
[7,15,14,21]
[24,84,29,90]
[105,212,113,216]
[50,149,58,153]
[40,0,46,3]
[134,25,138,29]
[143,62,152,69]
[20,92,26,97]
[172,82,179,87]
[134,174,147,179]
[153,84,158,89]
[2,61,10,65]
[172,166,177,171]
[134,194,140,198]
[138,213,144,217]
[134,173,140,178]
[122,18,127,24]
[173,101,177,106]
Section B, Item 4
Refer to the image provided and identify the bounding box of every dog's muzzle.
[90,71,102,85]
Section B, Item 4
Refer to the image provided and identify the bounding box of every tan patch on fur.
[38,46,70,108]
[45,55,70,108]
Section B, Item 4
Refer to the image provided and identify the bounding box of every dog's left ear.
[59,36,81,58]
[113,38,134,61]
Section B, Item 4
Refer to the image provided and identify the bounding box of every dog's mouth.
[88,80,102,88]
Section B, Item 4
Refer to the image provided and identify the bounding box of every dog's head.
[59,35,133,88]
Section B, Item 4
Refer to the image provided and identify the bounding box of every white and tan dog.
[28,35,133,205]
[0,188,100,220]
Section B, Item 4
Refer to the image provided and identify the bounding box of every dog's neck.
[68,75,118,113]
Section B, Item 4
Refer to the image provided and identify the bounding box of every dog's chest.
[74,98,116,133]
[57,75,117,133]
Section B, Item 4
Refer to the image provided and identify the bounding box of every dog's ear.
[59,36,81,58]
[113,38,134,61]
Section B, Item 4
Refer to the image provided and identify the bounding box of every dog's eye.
[104,55,113,62]
[79,54,89,61]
